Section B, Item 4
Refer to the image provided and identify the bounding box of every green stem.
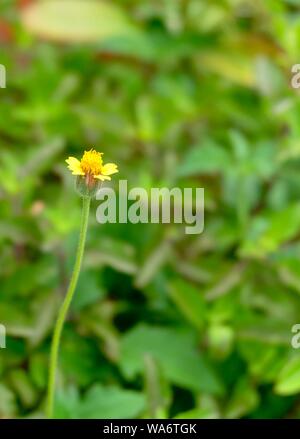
[46,196,91,419]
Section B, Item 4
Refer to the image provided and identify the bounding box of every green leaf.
[120,324,223,395]
[29,353,48,390]
[60,329,108,387]
[71,270,105,311]
[173,407,219,419]
[143,353,171,418]
[8,369,38,409]
[169,279,207,330]
[0,384,17,418]
[241,203,300,258]
[177,141,231,177]
[198,51,255,87]
[55,384,145,419]
[275,357,300,395]
[22,0,136,43]
[225,377,259,418]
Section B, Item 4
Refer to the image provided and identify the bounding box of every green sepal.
[75,175,101,198]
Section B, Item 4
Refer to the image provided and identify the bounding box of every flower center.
[80,149,102,176]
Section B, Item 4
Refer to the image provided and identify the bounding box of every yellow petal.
[66,157,84,175]
[101,163,118,176]
[94,174,111,181]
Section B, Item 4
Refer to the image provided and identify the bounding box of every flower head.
[66,149,118,197]
[66,149,118,182]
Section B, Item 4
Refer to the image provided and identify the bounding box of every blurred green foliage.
[1,0,300,419]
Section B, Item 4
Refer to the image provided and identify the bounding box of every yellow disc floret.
[80,149,103,176]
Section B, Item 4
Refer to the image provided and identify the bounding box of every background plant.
[1,0,300,419]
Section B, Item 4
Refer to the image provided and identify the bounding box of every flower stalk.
[46,149,118,419]
[46,195,91,418]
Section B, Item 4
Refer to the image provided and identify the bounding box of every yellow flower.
[66,149,118,182]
